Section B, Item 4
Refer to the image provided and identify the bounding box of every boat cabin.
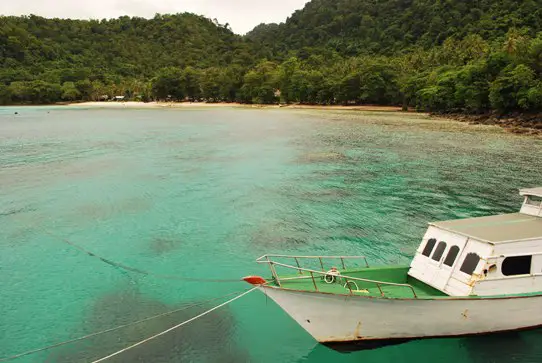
[409,187,542,297]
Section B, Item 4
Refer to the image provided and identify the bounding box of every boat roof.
[429,213,542,244]
[520,187,542,197]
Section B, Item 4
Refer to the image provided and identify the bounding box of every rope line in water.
[90,287,259,363]
[42,230,242,283]
[0,289,254,362]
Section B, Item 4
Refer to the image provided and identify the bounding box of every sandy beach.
[65,101,403,112]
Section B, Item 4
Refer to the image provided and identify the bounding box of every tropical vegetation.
[1,0,542,115]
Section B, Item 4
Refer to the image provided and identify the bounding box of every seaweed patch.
[149,236,182,255]
[47,288,249,362]
[0,206,36,218]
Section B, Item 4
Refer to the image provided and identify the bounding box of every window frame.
[459,253,481,276]
[525,195,542,207]
[501,255,532,277]
[431,241,447,262]
[443,245,460,267]
[422,238,437,257]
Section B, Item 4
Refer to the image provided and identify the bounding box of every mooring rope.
[0,289,254,362]
[42,230,242,283]
[90,287,259,363]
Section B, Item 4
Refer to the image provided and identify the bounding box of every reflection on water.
[1,107,541,362]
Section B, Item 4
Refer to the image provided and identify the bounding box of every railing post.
[294,257,303,275]
[345,278,353,295]
[340,257,346,270]
[267,256,281,287]
[310,272,318,291]
[377,283,384,297]
[270,263,281,287]
[364,257,370,268]
[319,257,325,271]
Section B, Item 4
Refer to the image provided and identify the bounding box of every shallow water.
[1,107,541,363]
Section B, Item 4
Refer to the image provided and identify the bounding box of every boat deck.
[269,266,448,299]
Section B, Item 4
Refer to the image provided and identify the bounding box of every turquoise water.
[1,106,541,362]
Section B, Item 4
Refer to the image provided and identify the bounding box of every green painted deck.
[270,266,448,299]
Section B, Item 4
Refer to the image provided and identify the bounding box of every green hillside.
[1,1,541,116]
[247,0,542,56]
[0,14,255,103]
[246,0,542,114]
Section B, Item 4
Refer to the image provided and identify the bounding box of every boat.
[243,187,542,351]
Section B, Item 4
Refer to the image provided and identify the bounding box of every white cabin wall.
[409,227,473,295]
[429,232,470,291]
[445,277,472,296]
[472,238,542,296]
[520,200,542,217]
[491,238,542,256]
[409,226,441,281]
[534,255,542,276]
[443,239,493,296]
[409,227,461,280]
[409,227,542,297]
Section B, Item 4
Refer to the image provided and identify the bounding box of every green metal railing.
[256,254,418,298]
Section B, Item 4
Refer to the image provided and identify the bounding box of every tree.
[490,64,536,112]
[75,80,94,100]
[61,82,81,101]
[276,57,301,103]
[200,68,221,101]
[8,81,30,103]
[0,84,12,105]
[152,67,184,100]
[455,62,491,113]
[27,81,62,104]
[181,67,201,100]
[240,61,278,104]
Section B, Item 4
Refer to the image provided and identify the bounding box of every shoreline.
[4,101,540,137]
[432,113,542,137]
[61,101,404,112]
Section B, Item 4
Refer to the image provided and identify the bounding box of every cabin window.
[432,242,447,262]
[526,196,542,207]
[460,253,481,275]
[422,238,437,257]
[502,256,532,276]
[444,246,460,267]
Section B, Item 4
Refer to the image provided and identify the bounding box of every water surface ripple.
[1,107,541,362]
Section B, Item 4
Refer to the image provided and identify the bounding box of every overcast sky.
[0,0,309,34]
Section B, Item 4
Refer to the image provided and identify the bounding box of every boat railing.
[256,254,370,272]
[256,254,418,298]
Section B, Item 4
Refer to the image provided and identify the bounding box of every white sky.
[0,0,309,34]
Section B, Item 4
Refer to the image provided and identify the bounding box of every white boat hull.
[260,286,542,351]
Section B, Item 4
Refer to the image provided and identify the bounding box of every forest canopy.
[1,0,542,114]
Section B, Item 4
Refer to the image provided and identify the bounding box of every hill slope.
[247,0,542,56]
[0,14,254,86]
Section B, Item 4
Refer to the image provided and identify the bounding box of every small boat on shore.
[244,187,542,351]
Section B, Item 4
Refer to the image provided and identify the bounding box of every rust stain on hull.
[354,321,362,339]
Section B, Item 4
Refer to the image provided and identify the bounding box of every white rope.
[0,289,251,362]
[91,287,258,363]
